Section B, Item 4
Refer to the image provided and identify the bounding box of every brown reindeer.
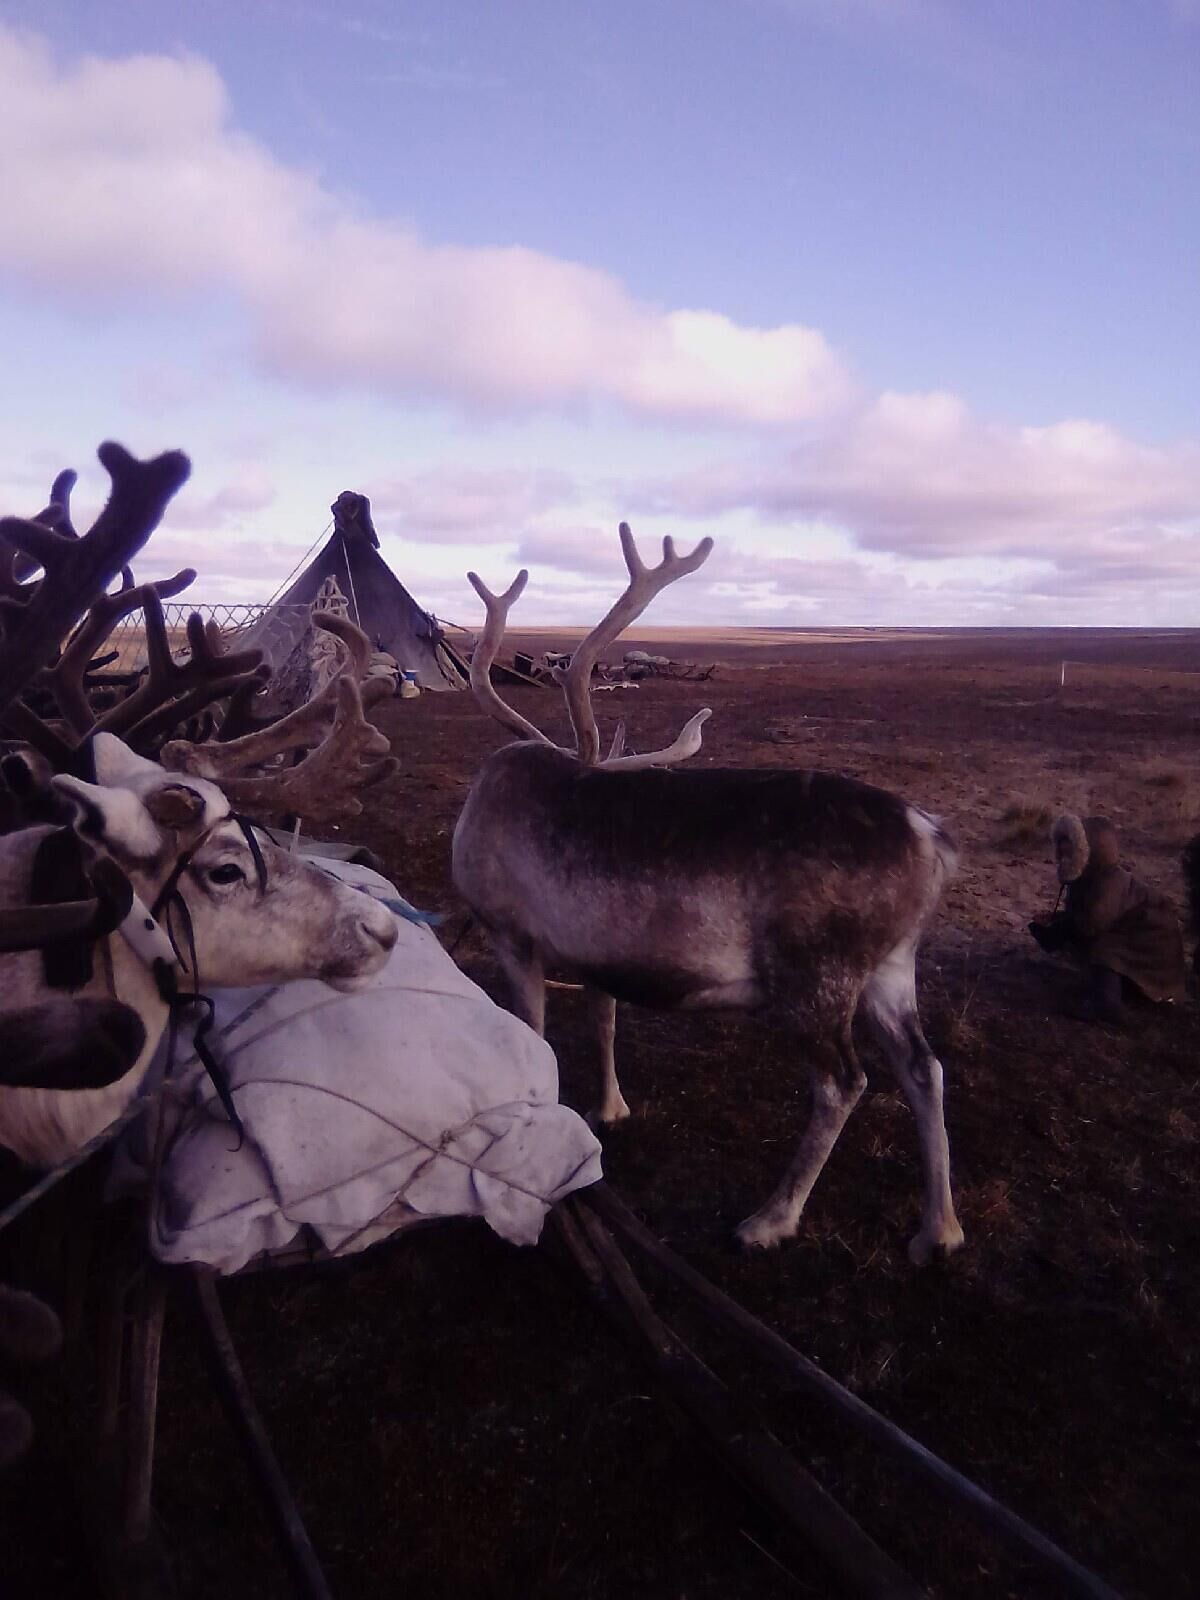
[453,525,963,1262]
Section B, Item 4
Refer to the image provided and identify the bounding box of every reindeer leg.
[736,1028,865,1251]
[587,989,629,1125]
[892,1040,963,1265]
[861,942,964,1265]
[489,932,546,1037]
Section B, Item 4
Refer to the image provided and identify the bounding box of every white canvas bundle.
[122,859,602,1273]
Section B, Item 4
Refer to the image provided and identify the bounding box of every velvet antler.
[160,614,397,823]
[95,592,265,745]
[463,523,714,771]
[463,570,555,746]
[559,523,713,766]
[0,443,191,720]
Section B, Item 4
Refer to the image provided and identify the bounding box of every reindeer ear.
[52,776,162,860]
[143,783,206,830]
[1,747,53,801]
[92,732,163,788]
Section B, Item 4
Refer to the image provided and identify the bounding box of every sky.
[0,0,1197,628]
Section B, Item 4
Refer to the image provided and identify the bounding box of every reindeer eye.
[207,863,246,886]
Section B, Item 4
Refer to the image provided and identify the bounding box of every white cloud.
[367,466,578,542]
[0,28,852,427]
[415,537,1048,631]
[513,525,627,578]
[124,363,219,412]
[641,389,1200,576]
[133,530,310,588]
[2,27,1197,626]
[158,469,277,532]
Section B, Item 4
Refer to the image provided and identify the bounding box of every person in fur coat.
[1029,814,1186,1022]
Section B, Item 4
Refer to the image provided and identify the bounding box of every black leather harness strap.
[27,811,268,1147]
[29,831,134,986]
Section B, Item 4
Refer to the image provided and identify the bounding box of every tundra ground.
[6,627,1199,1598]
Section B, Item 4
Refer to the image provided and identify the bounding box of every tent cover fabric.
[115,859,602,1274]
[238,491,468,710]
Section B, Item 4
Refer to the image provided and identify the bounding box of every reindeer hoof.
[907,1221,965,1266]
[0,1395,34,1470]
[735,1213,787,1251]
[586,1102,631,1134]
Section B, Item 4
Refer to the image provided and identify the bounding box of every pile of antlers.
[467,522,714,772]
[0,442,396,824]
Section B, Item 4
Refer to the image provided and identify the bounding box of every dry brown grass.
[94,623,180,671]
[996,795,1053,848]
[1141,760,1198,833]
[1143,761,1188,790]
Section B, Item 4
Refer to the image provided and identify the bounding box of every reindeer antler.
[0,443,191,720]
[311,611,384,692]
[213,614,389,748]
[94,592,265,745]
[160,614,397,823]
[463,527,715,770]
[45,468,79,534]
[41,569,197,737]
[598,707,712,773]
[6,469,82,589]
[561,523,713,766]
[465,569,555,747]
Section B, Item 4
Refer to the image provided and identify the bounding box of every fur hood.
[1052,814,1118,884]
[1051,813,1090,884]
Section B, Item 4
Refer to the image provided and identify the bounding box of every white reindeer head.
[54,733,397,994]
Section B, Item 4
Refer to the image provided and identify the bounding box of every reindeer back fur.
[454,745,955,1026]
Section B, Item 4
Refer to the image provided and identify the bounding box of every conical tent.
[239,492,468,710]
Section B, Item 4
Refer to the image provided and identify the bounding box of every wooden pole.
[582,1184,1125,1600]
[558,1201,921,1600]
[188,1268,334,1600]
[124,1270,168,1547]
